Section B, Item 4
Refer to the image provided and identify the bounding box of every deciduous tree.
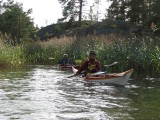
[0,0,36,44]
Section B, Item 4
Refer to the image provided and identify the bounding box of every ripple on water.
[1,66,159,120]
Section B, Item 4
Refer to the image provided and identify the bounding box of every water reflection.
[0,66,159,120]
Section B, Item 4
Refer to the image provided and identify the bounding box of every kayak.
[58,64,80,71]
[85,69,133,86]
[72,67,133,86]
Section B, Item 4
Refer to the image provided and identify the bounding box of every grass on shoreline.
[1,34,160,76]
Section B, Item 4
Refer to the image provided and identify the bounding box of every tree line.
[107,0,160,27]
[58,0,102,24]
[58,0,160,32]
[0,0,160,45]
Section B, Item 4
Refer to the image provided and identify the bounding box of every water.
[0,66,160,120]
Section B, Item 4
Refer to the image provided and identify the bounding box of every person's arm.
[96,60,101,71]
[76,61,88,74]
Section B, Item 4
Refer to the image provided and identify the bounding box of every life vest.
[87,60,97,72]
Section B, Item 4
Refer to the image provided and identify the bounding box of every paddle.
[67,74,78,78]
[67,66,84,78]
[67,72,86,78]
[103,61,118,68]
[67,62,118,78]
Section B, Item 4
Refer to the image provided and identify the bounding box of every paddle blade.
[72,66,78,74]
[104,62,118,68]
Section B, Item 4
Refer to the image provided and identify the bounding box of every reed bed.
[97,36,160,74]
[1,34,160,75]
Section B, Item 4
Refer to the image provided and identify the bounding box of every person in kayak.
[75,51,101,76]
[59,53,71,65]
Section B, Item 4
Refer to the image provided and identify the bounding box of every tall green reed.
[0,46,24,68]
[96,36,160,75]
[1,33,160,76]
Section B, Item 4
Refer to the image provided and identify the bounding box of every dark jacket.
[59,58,70,65]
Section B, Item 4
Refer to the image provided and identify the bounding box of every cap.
[89,51,96,55]
[63,54,68,57]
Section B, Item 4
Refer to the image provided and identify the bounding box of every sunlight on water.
[0,66,160,120]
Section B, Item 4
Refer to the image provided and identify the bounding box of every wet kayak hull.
[85,69,133,86]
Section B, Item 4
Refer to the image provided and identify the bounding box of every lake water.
[0,66,160,120]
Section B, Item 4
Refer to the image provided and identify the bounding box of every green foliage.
[36,20,131,40]
[0,0,36,45]
[107,0,160,28]
[0,46,24,68]
[22,43,43,64]
[58,0,85,23]
[97,36,160,74]
[1,34,160,76]
[36,23,68,39]
[22,42,65,65]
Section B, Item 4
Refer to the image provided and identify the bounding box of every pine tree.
[106,0,128,21]
[58,0,86,25]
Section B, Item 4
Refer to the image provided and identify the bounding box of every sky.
[15,0,110,28]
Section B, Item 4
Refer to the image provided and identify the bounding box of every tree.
[94,0,101,21]
[106,0,128,21]
[88,5,94,21]
[151,0,160,25]
[90,0,101,21]
[0,0,36,44]
[58,0,86,25]
[126,0,146,24]
[106,0,120,20]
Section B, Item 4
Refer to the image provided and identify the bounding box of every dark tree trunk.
[79,0,83,25]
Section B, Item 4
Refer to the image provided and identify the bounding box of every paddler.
[75,51,101,76]
[59,53,71,65]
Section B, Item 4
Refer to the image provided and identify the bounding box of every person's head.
[63,54,68,58]
[89,51,96,60]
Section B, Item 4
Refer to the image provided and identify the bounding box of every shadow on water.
[0,65,159,120]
